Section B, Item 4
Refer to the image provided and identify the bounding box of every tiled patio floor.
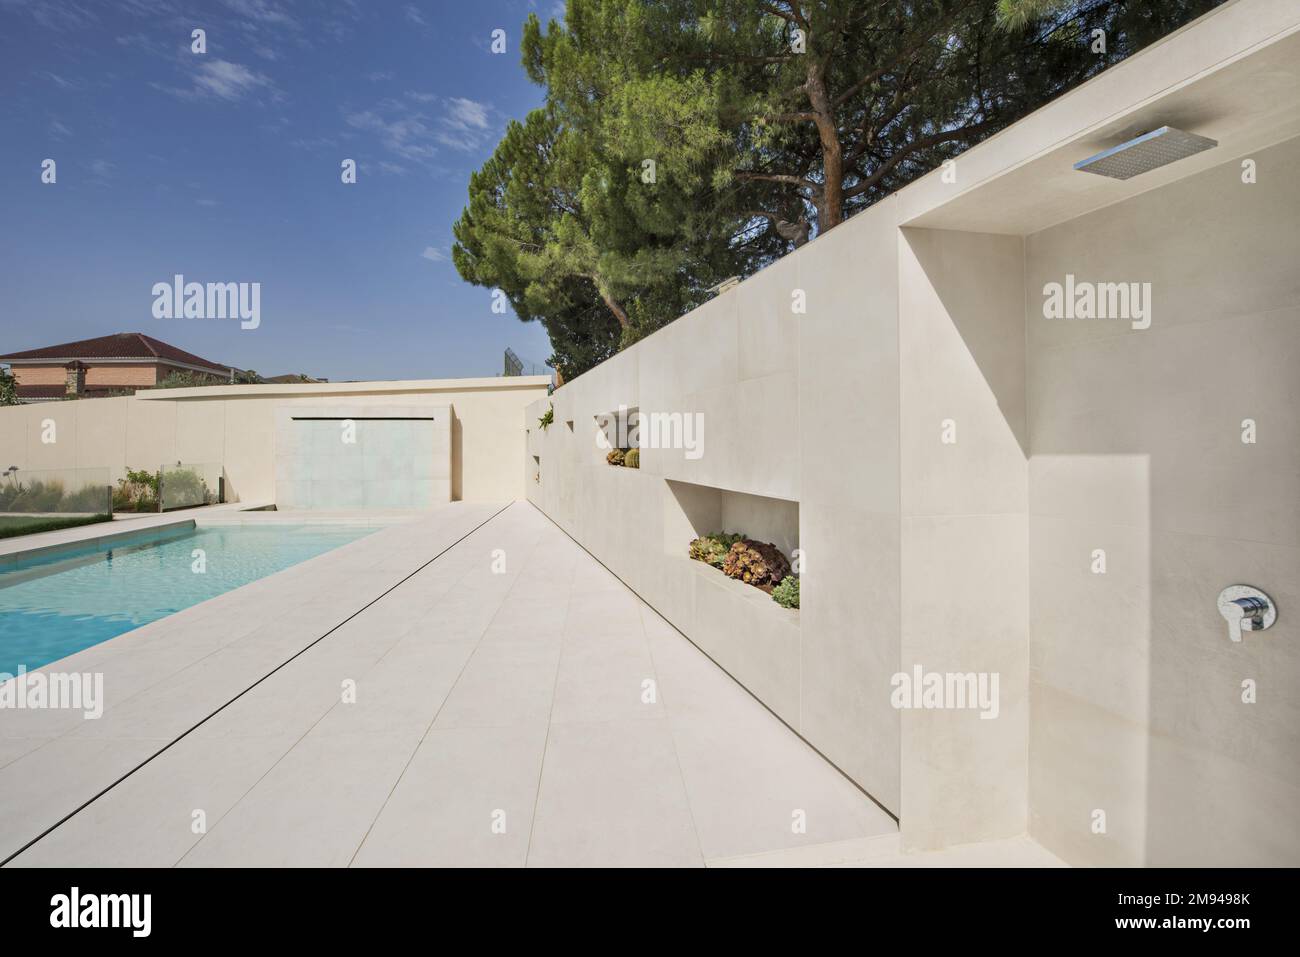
[3,502,896,867]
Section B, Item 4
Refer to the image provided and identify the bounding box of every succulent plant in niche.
[722,539,792,588]
[772,575,800,609]
[688,531,745,568]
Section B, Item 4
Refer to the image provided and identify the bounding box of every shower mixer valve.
[1217,585,1277,643]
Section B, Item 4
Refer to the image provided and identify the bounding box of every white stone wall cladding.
[524,197,905,822]
[274,403,451,509]
[525,1,1300,865]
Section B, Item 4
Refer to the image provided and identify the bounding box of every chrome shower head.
[1073,126,1218,180]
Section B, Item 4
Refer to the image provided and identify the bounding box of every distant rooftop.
[0,332,232,375]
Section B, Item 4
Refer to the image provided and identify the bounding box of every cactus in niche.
[624,447,640,468]
[606,448,626,466]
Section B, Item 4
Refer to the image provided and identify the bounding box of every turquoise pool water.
[0,523,377,675]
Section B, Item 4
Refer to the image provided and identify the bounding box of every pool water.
[0,524,377,675]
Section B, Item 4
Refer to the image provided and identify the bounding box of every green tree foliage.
[456,0,1221,378]
[997,0,1218,44]
[154,369,258,389]
[0,367,17,406]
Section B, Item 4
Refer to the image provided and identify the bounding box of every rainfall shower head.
[1073,126,1218,180]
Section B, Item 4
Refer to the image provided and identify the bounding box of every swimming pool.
[0,523,378,674]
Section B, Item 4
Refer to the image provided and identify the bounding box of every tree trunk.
[596,283,630,331]
[804,62,844,231]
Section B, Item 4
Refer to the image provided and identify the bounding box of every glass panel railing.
[0,466,112,539]
[159,462,222,511]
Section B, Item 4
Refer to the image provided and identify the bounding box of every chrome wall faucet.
[1217,585,1277,643]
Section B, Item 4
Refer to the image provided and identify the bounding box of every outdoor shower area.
[525,5,1300,866]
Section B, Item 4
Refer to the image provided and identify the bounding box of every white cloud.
[344,96,493,165]
[346,109,438,163]
[367,70,395,82]
[44,71,79,90]
[116,0,180,16]
[446,97,489,131]
[178,59,273,101]
[421,246,448,263]
[4,0,98,30]
[115,32,156,50]
[290,135,340,151]
[48,119,73,138]
[436,97,492,151]
[196,198,219,207]
[404,4,426,26]
[221,0,297,28]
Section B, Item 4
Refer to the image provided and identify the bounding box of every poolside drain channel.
[0,502,512,867]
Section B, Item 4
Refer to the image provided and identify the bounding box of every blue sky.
[0,0,560,380]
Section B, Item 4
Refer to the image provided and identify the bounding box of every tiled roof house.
[0,332,235,401]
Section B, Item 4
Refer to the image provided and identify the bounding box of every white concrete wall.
[1025,134,1300,866]
[273,404,452,508]
[523,129,1298,866]
[897,227,1030,851]
[526,200,904,816]
[0,378,548,505]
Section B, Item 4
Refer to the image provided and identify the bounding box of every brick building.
[0,332,235,401]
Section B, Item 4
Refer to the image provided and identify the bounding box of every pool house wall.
[0,377,551,506]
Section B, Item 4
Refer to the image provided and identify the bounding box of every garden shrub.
[772,576,800,609]
[4,480,63,512]
[0,478,109,514]
[60,484,110,513]
[160,468,211,508]
[113,469,160,512]
[30,481,64,511]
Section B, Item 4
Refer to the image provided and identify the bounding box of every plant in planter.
[688,531,745,568]
[623,447,640,468]
[772,575,800,609]
[538,404,554,430]
[722,538,792,589]
[606,448,626,466]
